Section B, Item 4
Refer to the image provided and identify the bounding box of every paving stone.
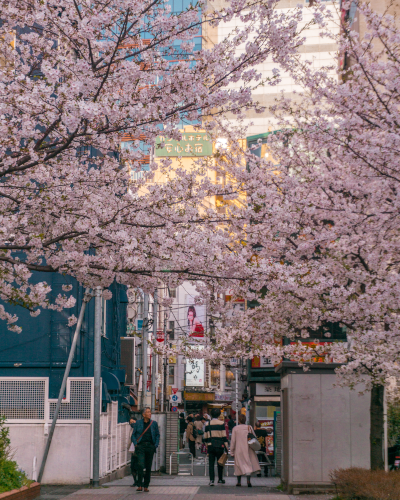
[120,497,192,500]
[124,487,198,495]
[193,496,290,500]
[62,496,124,500]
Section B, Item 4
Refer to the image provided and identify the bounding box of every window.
[211,363,219,387]
[169,287,177,298]
[225,368,234,388]
[168,365,175,386]
[168,320,175,340]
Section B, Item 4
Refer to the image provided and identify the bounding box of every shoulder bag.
[247,425,261,451]
[137,420,153,444]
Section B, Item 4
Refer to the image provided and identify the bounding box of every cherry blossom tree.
[0,0,311,329]
[196,2,400,469]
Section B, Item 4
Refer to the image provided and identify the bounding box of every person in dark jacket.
[228,415,236,432]
[179,412,187,449]
[129,417,137,486]
[254,421,270,477]
[203,408,228,486]
[131,407,160,492]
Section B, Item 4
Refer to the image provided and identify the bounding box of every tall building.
[216,0,340,135]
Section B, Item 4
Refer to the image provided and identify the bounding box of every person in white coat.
[230,414,261,487]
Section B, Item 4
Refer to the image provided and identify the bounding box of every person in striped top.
[203,408,228,486]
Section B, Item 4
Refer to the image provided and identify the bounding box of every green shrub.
[330,467,400,500]
[0,416,31,493]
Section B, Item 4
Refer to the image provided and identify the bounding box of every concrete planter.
[0,483,40,500]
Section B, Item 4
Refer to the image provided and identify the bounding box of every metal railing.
[169,451,193,475]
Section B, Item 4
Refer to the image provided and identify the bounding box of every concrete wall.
[8,424,92,484]
[281,373,370,490]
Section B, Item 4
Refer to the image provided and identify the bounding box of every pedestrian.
[230,414,260,487]
[179,412,187,450]
[254,421,270,477]
[194,415,204,451]
[203,408,228,486]
[186,416,196,459]
[129,417,137,486]
[131,407,160,493]
[228,415,236,432]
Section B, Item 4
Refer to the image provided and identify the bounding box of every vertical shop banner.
[186,345,205,387]
[186,358,205,386]
[186,294,206,338]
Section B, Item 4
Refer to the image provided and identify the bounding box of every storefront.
[208,392,234,416]
[183,390,215,415]
[250,381,281,459]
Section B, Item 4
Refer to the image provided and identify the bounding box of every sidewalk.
[37,475,335,500]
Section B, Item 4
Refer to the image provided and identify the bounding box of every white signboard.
[215,392,233,402]
[256,383,280,396]
[260,357,274,368]
[169,392,182,405]
[186,358,205,387]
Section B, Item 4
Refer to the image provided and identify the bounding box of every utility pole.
[163,313,168,412]
[142,293,149,409]
[93,286,102,487]
[151,289,157,411]
[161,308,167,412]
[38,288,92,483]
[235,365,239,426]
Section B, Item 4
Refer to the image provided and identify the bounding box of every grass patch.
[330,467,400,500]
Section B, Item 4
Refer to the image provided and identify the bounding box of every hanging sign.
[156,330,165,342]
[155,132,212,157]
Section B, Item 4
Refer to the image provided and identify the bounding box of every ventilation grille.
[0,379,46,420]
[49,380,92,420]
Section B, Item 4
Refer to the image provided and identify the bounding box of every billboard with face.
[186,294,205,338]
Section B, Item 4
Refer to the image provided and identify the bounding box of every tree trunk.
[370,384,384,470]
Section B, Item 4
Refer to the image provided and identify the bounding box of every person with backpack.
[131,407,160,492]
[186,416,196,459]
[194,415,204,451]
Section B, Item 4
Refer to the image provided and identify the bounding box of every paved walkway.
[37,475,334,500]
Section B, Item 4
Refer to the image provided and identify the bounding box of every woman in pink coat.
[230,414,260,487]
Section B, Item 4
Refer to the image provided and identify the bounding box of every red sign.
[172,387,178,395]
[156,330,165,342]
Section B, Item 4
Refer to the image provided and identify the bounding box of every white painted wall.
[8,424,92,484]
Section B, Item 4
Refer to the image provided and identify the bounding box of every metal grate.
[0,379,46,420]
[49,379,92,420]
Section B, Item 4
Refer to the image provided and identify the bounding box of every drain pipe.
[38,288,92,483]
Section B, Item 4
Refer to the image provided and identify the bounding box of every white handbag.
[247,426,261,451]
[129,442,135,453]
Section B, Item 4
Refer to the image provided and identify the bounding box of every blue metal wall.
[0,271,128,398]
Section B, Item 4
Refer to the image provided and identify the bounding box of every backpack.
[192,425,197,439]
